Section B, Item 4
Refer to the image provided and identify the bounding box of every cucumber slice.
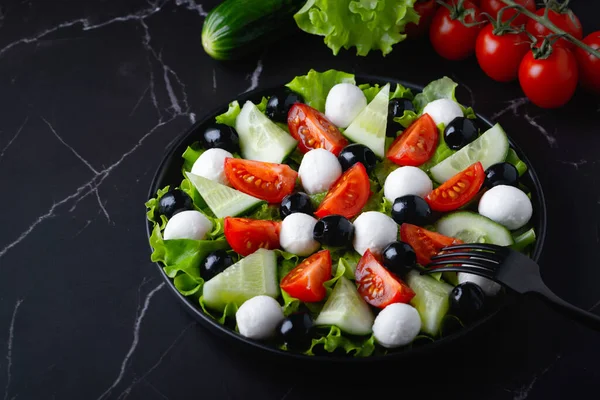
[235,101,297,163]
[430,123,509,183]
[202,248,279,311]
[315,277,374,336]
[343,83,390,158]
[435,211,514,246]
[406,270,453,336]
[185,171,264,218]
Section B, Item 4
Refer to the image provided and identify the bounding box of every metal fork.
[422,243,600,330]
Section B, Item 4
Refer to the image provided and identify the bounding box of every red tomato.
[355,249,415,308]
[430,0,484,61]
[425,162,485,212]
[480,0,535,27]
[224,218,281,256]
[314,162,370,219]
[526,7,582,50]
[518,45,578,109]
[400,223,462,266]
[405,0,439,39]
[475,24,530,82]
[280,250,332,302]
[386,113,438,166]
[287,103,348,156]
[224,158,297,203]
[575,32,600,94]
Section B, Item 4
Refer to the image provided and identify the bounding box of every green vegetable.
[511,227,536,252]
[214,97,269,128]
[201,0,305,61]
[304,326,376,357]
[413,77,475,118]
[309,192,327,208]
[506,148,528,176]
[286,69,355,112]
[358,82,413,103]
[294,0,419,57]
[418,124,454,173]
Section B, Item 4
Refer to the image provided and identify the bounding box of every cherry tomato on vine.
[480,0,536,27]
[575,31,600,94]
[475,24,530,82]
[406,0,439,38]
[526,7,582,50]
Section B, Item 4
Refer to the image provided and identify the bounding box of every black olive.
[200,250,234,280]
[337,144,377,174]
[387,98,414,137]
[484,162,519,188]
[449,282,486,322]
[391,195,432,226]
[280,192,314,219]
[265,89,304,123]
[382,241,417,277]
[278,312,314,349]
[200,123,240,153]
[444,117,478,150]
[157,189,193,219]
[313,215,354,248]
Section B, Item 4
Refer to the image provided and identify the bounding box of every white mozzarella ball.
[352,211,398,256]
[236,295,284,340]
[384,166,433,202]
[458,273,502,296]
[422,99,464,127]
[279,213,320,256]
[478,185,533,230]
[373,303,421,348]
[163,210,213,241]
[298,148,343,195]
[325,83,368,128]
[191,148,233,186]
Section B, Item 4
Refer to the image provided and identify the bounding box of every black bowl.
[145,75,547,364]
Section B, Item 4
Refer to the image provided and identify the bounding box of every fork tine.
[426,258,498,271]
[420,265,497,278]
[431,251,504,263]
[440,243,504,252]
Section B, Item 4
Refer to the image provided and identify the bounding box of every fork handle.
[532,285,600,331]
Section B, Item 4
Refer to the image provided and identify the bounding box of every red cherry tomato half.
[314,162,371,220]
[425,162,485,212]
[280,250,332,302]
[287,103,348,156]
[224,158,297,203]
[386,113,438,167]
[224,217,281,256]
[400,223,462,266]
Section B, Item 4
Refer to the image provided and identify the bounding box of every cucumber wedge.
[202,248,279,312]
[235,101,297,163]
[435,211,514,246]
[185,171,264,218]
[315,277,374,336]
[430,123,509,183]
[343,83,390,158]
[406,270,453,336]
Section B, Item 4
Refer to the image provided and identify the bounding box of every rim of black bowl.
[145,75,547,363]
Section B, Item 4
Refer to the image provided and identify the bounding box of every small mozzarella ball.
[373,303,421,348]
[279,213,321,256]
[422,99,464,127]
[352,211,398,256]
[236,295,284,340]
[325,83,368,128]
[478,185,533,230]
[384,166,433,202]
[163,210,213,240]
[191,148,232,186]
[458,272,502,296]
[298,148,342,195]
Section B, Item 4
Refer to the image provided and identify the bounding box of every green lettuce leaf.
[394,110,418,128]
[413,76,475,118]
[285,69,355,112]
[359,82,413,104]
[294,0,419,57]
[362,188,393,217]
[214,97,269,127]
[373,158,399,187]
[419,124,455,173]
[245,203,281,221]
[309,192,327,208]
[305,326,376,357]
[145,186,171,228]
[506,148,528,176]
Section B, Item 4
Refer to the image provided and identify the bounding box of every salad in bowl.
[145,69,540,357]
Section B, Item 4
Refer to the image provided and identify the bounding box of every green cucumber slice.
[430,123,509,183]
[435,211,514,246]
[343,83,390,158]
[202,248,279,311]
[185,171,264,218]
[406,270,453,336]
[315,277,374,336]
[235,100,297,163]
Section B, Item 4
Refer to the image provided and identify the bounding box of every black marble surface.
[1,0,599,399]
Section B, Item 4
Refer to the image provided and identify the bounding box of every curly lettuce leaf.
[305,326,376,357]
[309,192,327,208]
[294,0,419,57]
[419,123,455,173]
[145,186,171,229]
[413,77,475,118]
[359,82,413,104]
[373,159,399,187]
[285,69,355,112]
[362,188,393,217]
[394,110,418,129]
[245,203,281,221]
[214,97,269,127]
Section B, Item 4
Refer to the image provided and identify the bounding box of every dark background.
[0,1,598,399]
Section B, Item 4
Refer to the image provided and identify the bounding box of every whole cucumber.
[202,0,306,61]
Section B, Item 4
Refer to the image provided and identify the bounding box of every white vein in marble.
[4,299,23,400]
[42,117,99,174]
[244,59,263,93]
[509,354,561,400]
[491,97,529,120]
[0,116,29,160]
[175,0,208,17]
[523,113,558,148]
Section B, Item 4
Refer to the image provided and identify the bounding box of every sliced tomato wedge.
[224,217,281,256]
[386,113,438,166]
[287,103,349,156]
[280,250,332,302]
[355,249,415,308]
[400,223,462,266]
[425,162,485,212]
[224,158,297,203]
[314,162,370,219]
